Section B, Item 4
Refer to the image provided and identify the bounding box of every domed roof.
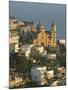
[37,23,44,30]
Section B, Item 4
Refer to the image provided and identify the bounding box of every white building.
[18,21,25,26]
[21,44,34,58]
[48,53,56,60]
[36,46,44,54]
[9,16,18,30]
[58,39,65,45]
[31,58,36,64]
[47,70,54,79]
[52,81,58,86]
[31,66,47,85]
[9,72,23,88]
[25,50,30,58]
[57,67,65,73]
[9,31,19,53]
[41,50,47,57]
[15,76,23,83]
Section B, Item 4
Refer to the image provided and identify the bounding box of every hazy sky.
[9,1,66,39]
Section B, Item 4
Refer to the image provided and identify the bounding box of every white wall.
[31,66,46,85]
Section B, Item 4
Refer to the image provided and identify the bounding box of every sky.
[9,1,66,39]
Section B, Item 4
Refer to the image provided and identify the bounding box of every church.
[32,21,56,48]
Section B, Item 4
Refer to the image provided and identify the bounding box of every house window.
[13,21,17,24]
[22,30,24,34]
[36,45,37,47]
[42,33,43,35]
[35,76,37,80]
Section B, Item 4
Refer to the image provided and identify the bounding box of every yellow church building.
[33,21,56,48]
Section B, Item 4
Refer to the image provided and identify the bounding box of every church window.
[42,43,44,46]
[48,45,50,47]
[42,36,44,39]
[48,42,50,43]
[53,33,56,37]
[53,38,55,41]
[22,30,24,34]
[42,32,43,35]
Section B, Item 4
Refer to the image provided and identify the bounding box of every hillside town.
[9,16,66,88]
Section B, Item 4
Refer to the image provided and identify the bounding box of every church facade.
[33,22,56,48]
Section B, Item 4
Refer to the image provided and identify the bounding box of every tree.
[39,56,47,66]
[10,53,17,68]
[57,55,66,67]
[30,80,38,87]
[10,51,33,78]
[57,44,66,67]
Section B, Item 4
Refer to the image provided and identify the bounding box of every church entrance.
[41,43,44,46]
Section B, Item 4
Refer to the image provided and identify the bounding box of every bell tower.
[51,21,56,47]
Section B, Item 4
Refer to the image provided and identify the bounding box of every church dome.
[37,23,45,31]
